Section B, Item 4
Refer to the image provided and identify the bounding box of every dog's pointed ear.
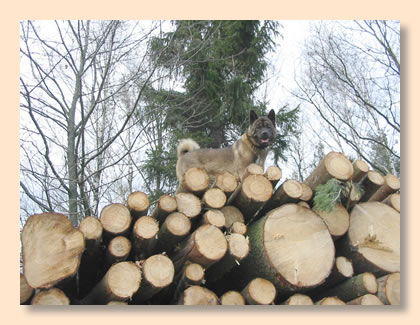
[250,110,258,124]
[268,109,276,127]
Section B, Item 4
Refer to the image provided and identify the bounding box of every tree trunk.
[220,291,245,305]
[382,193,400,212]
[132,254,175,303]
[202,188,227,209]
[281,293,313,305]
[31,288,70,305]
[127,191,150,220]
[106,236,131,267]
[20,273,34,305]
[368,174,400,202]
[100,203,132,242]
[21,212,85,289]
[376,272,400,305]
[176,167,210,196]
[352,159,369,183]
[347,294,384,305]
[336,202,400,276]
[150,194,177,223]
[175,193,202,221]
[214,172,238,199]
[265,166,282,188]
[241,278,277,305]
[177,286,219,305]
[80,261,141,304]
[131,216,159,260]
[156,212,191,254]
[304,152,354,190]
[236,204,335,297]
[315,204,350,240]
[360,170,385,201]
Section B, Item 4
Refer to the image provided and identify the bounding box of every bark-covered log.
[376,272,400,305]
[360,171,385,201]
[100,203,132,241]
[170,224,228,271]
[230,174,273,222]
[315,204,350,240]
[221,205,244,228]
[202,188,227,209]
[304,152,354,190]
[214,172,238,199]
[31,288,70,305]
[315,297,346,305]
[78,216,103,255]
[265,166,282,188]
[20,273,34,305]
[127,191,150,220]
[236,204,335,297]
[106,236,131,267]
[22,212,85,289]
[220,291,245,305]
[241,278,276,305]
[281,293,314,305]
[347,294,384,305]
[383,193,400,212]
[80,261,141,304]
[175,192,202,221]
[131,216,159,261]
[150,194,177,223]
[177,286,219,305]
[368,174,400,202]
[132,254,175,303]
[352,159,369,183]
[156,212,191,254]
[336,202,400,276]
[177,167,210,196]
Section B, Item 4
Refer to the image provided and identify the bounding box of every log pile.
[20,151,400,305]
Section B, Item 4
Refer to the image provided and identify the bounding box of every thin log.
[78,216,103,255]
[106,236,131,267]
[299,183,313,202]
[228,221,247,235]
[304,152,354,190]
[376,272,400,305]
[220,291,245,305]
[20,273,34,305]
[132,254,175,303]
[241,278,277,305]
[22,212,85,289]
[344,182,363,210]
[347,294,384,305]
[127,191,150,220]
[200,209,226,229]
[172,263,206,302]
[131,216,159,261]
[383,193,400,212]
[221,205,244,228]
[100,203,132,241]
[336,202,400,276]
[176,167,210,196]
[156,212,191,254]
[31,288,70,305]
[352,159,369,183]
[202,188,227,209]
[368,174,400,202]
[150,194,177,223]
[214,172,238,199]
[241,163,264,180]
[265,166,282,188]
[175,192,202,221]
[281,294,314,305]
[80,261,141,304]
[360,171,385,201]
[315,204,349,240]
[177,286,219,305]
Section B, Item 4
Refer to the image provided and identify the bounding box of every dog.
[176,109,276,183]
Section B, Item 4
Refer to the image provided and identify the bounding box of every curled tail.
[177,138,200,157]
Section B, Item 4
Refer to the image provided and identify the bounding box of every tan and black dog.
[176,109,276,183]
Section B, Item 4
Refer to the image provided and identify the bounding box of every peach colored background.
[3,0,417,324]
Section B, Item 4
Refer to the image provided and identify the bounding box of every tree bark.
[156,212,191,254]
[127,191,150,220]
[31,288,70,305]
[360,170,385,201]
[100,203,132,242]
[376,272,400,305]
[304,152,354,190]
[131,216,159,261]
[352,159,369,183]
[150,194,177,223]
[241,278,277,305]
[368,174,400,202]
[22,212,85,289]
[336,202,400,276]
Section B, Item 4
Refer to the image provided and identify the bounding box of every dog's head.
[248,109,276,149]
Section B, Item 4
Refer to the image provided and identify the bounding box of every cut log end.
[316,204,350,239]
[133,216,159,240]
[347,294,384,305]
[20,273,34,304]
[175,193,202,219]
[221,206,244,228]
[220,291,245,305]
[184,263,205,284]
[179,286,219,305]
[31,288,70,305]
[242,175,273,202]
[202,210,226,228]
[335,256,354,278]
[108,236,131,261]
[192,225,228,267]
[377,272,400,305]
[227,233,250,260]
[202,188,227,209]
[282,293,314,305]
[107,261,142,300]
[143,254,175,289]
[265,166,282,186]
[182,167,210,194]
[242,278,276,305]
[383,193,400,212]
[100,203,132,236]
[164,212,191,237]
[315,297,346,305]
[127,191,150,217]
[215,172,238,194]
[78,216,103,241]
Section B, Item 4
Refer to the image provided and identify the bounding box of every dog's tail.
[177,138,200,158]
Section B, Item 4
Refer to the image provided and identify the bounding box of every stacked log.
[20,152,400,305]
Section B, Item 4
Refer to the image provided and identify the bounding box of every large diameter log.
[304,152,354,190]
[281,293,314,305]
[131,216,159,260]
[376,272,400,305]
[175,192,202,220]
[265,166,282,188]
[127,191,150,220]
[202,188,227,209]
[317,272,378,302]
[156,212,191,253]
[352,159,369,183]
[100,203,132,241]
[31,288,70,305]
[80,261,141,304]
[78,216,103,255]
[214,172,238,199]
[170,224,228,271]
[22,212,85,289]
[237,204,335,296]
[177,167,210,195]
[132,254,175,303]
[20,273,34,304]
[106,236,131,266]
[178,286,219,305]
[150,194,177,223]
[347,294,384,305]
[383,193,400,212]
[368,174,400,202]
[241,278,277,305]
[315,204,350,240]
[231,174,273,222]
[336,202,400,276]
[220,291,245,305]
[221,205,244,228]
[360,171,385,201]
